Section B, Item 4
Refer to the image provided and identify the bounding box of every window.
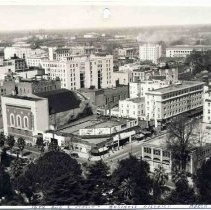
[144,147,151,154]
[153,149,161,156]
[16,115,22,128]
[23,116,29,129]
[163,151,170,157]
[10,113,15,126]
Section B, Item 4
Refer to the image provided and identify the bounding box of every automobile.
[70,153,79,158]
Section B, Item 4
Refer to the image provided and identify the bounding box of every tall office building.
[139,43,162,64]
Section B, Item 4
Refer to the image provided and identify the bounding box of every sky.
[1,3,211,31]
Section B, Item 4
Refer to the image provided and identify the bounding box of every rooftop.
[35,89,81,114]
[125,97,145,103]
[59,115,134,135]
[167,45,211,50]
[3,95,43,101]
[148,80,204,95]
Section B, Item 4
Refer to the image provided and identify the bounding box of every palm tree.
[17,138,25,157]
[119,178,135,204]
[152,165,169,201]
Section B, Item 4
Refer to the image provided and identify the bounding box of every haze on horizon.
[1,5,211,31]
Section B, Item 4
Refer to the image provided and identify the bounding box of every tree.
[85,160,111,204]
[48,139,60,152]
[14,151,82,203]
[42,173,85,205]
[111,155,153,204]
[0,165,12,200]
[167,115,197,172]
[195,158,211,203]
[17,138,25,157]
[9,158,26,179]
[166,177,196,204]
[6,135,15,150]
[152,165,169,202]
[36,136,44,148]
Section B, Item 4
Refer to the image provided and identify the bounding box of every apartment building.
[139,43,162,64]
[41,60,81,90]
[85,55,113,89]
[41,55,113,90]
[145,81,204,127]
[119,97,145,120]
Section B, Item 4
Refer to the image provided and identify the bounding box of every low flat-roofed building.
[141,137,211,175]
[44,115,138,158]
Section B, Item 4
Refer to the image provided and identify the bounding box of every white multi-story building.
[139,43,162,64]
[85,55,114,89]
[145,81,204,127]
[4,47,46,59]
[202,86,211,143]
[129,80,169,98]
[119,97,145,120]
[41,60,81,90]
[26,55,47,67]
[166,45,211,58]
[203,88,211,125]
[41,55,114,90]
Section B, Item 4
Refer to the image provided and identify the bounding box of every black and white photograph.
[0,0,211,208]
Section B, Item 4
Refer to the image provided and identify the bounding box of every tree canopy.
[14,151,82,197]
[111,155,153,204]
[196,158,211,203]
[167,115,197,172]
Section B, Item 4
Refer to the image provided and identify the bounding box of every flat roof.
[167,45,211,50]
[148,81,204,95]
[125,97,145,103]
[59,115,133,135]
[3,95,43,101]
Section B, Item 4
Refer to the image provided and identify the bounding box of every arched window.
[10,113,15,126]
[23,116,29,129]
[16,115,22,128]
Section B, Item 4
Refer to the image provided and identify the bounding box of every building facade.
[145,81,204,127]
[119,97,145,120]
[1,95,49,143]
[139,43,162,64]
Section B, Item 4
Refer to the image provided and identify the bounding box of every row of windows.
[162,87,202,99]
[10,114,29,129]
[144,147,170,157]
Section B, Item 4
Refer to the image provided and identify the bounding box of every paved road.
[104,132,167,171]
